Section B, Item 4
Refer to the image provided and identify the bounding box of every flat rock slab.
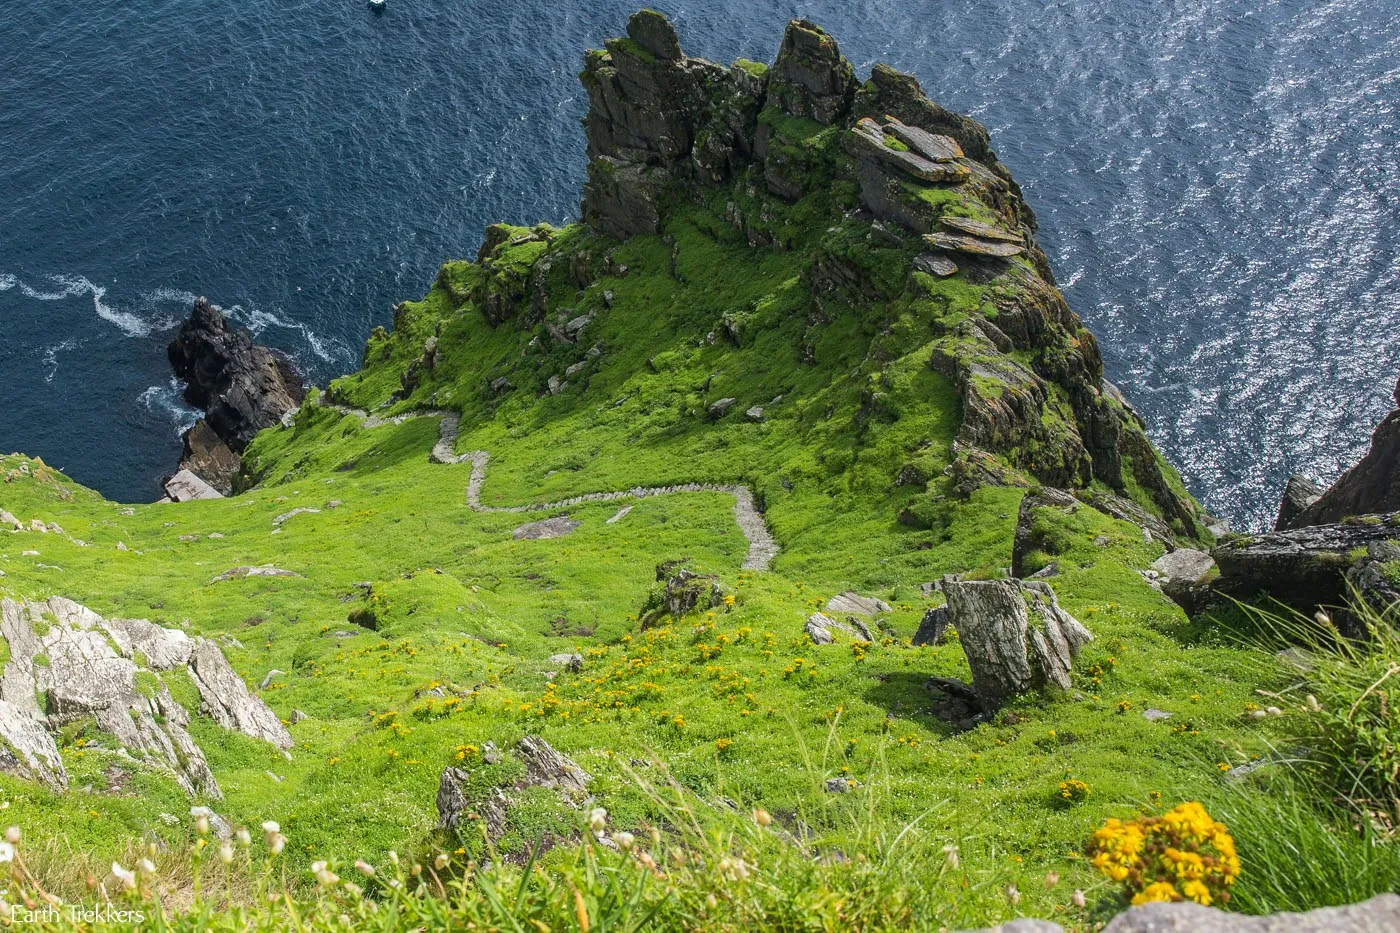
[513,515,581,540]
[923,232,1026,258]
[605,506,632,524]
[1151,548,1216,583]
[884,118,964,162]
[164,469,223,502]
[940,215,1024,244]
[825,592,892,616]
[914,252,959,277]
[211,565,301,584]
[1143,708,1173,722]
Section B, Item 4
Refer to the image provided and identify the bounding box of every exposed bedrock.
[166,296,306,495]
[0,595,293,798]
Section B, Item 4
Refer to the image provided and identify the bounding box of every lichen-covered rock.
[825,592,891,616]
[164,469,223,502]
[964,893,1400,932]
[805,612,874,645]
[512,514,581,540]
[516,734,592,799]
[1151,548,1217,613]
[0,698,66,790]
[912,606,949,646]
[1211,513,1400,635]
[640,560,724,627]
[765,20,855,126]
[0,597,221,797]
[943,579,1092,710]
[189,641,294,752]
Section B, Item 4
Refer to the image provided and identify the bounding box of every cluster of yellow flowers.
[1057,779,1091,805]
[1086,802,1240,907]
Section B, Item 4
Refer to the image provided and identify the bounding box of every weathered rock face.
[943,579,1092,711]
[167,297,305,492]
[177,420,242,496]
[0,596,289,798]
[765,19,855,125]
[189,641,294,752]
[1285,374,1400,529]
[1211,513,1400,635]
[1276,474,1324,530]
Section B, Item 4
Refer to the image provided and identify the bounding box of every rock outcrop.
[1283,374,1400,529]
[437,735,591,845]
[189,641,294,752]
[943,579,1092,711]
[1210,513,1400,635]
[167,297,305,494]
[0,596,289,797]
[639,560,725,628]
[805,612,874,645]
[574,12,1199,538]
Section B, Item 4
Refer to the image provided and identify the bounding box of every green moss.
[604,36,657,65]
[733,58,768,78]
[883,134,910,152]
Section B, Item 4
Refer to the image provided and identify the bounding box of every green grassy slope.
[0,13,1312,928]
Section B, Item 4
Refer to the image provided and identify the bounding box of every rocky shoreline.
[163,296,305,498]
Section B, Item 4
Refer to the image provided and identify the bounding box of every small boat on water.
[369,0,385,10]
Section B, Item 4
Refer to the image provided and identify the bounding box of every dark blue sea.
[1,1,1397,529]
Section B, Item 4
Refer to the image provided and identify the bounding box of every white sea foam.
[0,272,154,337]
[138,378,201,436]
[41,339,78,384]
[223,302,347,365]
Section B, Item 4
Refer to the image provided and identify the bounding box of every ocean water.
[1,1,1396,528]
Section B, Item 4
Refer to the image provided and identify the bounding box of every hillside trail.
[316,401,779,570]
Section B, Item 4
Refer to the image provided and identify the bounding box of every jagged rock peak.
[626,8,681,60]
[767,19,856,126]
[1283,370,1400,529]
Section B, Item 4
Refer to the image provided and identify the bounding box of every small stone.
[745,406,765,422]
[512,515,581,540]
[1143,708,1173,722]
[605,506,632,524]
[824,777,857,794]
[189,806,232,840]
[549,653,584,674]
[291,709,309,724]
[259,669,285,690]
[708,397,738,420]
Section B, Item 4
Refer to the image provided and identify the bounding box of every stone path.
[319,402,779,570]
